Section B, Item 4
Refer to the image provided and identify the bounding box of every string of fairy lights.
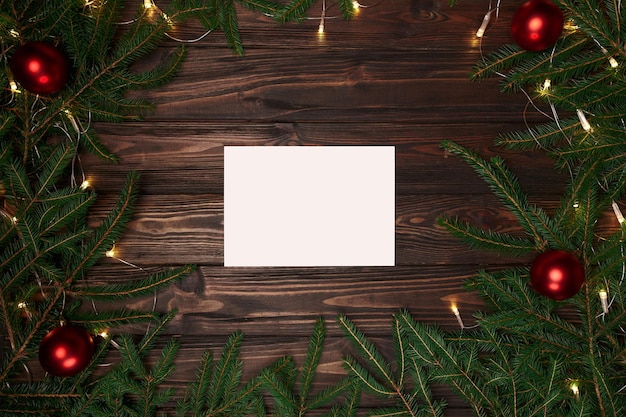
[1,0,382,375]
[472,0,626,398]
[2,0,625,399]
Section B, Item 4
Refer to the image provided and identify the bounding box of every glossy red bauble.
[530,250,585,300]
[38,324,94,377]
[510,0,564,52]
[10,41,70,95]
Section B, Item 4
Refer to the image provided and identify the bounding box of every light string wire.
[115,0,213,43]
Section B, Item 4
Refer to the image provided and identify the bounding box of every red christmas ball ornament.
[39,324,94,377]
[510,0,564,52]
[530,250,585,300]
[10,41,70,95]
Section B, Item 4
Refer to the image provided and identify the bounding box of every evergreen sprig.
[472,0,626,194]
[1,0,359,415]
[261,318,358,416]
[339,314,447,417]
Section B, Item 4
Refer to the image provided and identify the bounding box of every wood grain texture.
[86,121,566,195]
[81,1,600,415]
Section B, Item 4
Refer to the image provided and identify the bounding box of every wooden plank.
[72,2,583,416]
[121,2,537,124]
[87,264,485,337]
[88,192,542,266]
[83,121,567,195]
[140,0,519,52]
[89,192,619,267]
[132,48,535,123]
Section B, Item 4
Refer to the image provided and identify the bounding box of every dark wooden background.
[82,1,579,415]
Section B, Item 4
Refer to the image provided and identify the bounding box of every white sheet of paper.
[224,146,395,267]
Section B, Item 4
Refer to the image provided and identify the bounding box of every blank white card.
[224,146,395,267]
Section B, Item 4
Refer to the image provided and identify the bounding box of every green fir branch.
[340,313,453,416]
[336,0,357,19]
[261,318,354,415]
[71,171,139,273]
[68,265,195,300]
[495,118,580,152]
[300,317,326,403]
[75,126,119,163]
[274,0,317,22]
[397,311,495,412]
[437,215,536,256]
[218,0,244,55]
[236,0,283,17]
[342,355,395,396]
[177,349,214,414]
[177,331,276,416]
[338,314,396,387]
[441,140,570,249]
[66,309,160,332]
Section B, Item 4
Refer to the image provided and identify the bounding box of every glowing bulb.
[80,180,91,190]
[105,246,116,258]
[9,79,20,93]
[476,12,491,38]
[599,289,609,314]
[352,1,360,11]
[17,301,32,319]
[572,201,579,209]
[144,0,154,9]
[576,109,591,132]
[543,78,551,90]
[318,20,325,34]
[11,216,17,224]
[564,20,578,32]
[99,330,109,339]
[162,12,174,27]
[600,46,619,68]
[62,108,82,134]
[451,304,464,329]
[570,382,580,399]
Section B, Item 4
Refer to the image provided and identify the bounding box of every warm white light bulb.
[451,305,464,329]
[162,12,173,26]
[599,289,609,314]
[105,246,116,258]
[476,12,491,38]
[144,0,154,9]
[576,109,591,132]
[600,46,619,68]
[318,20,325,34]
[9,79,20,93]
[63,108,81,134]
[570,382,580,399]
